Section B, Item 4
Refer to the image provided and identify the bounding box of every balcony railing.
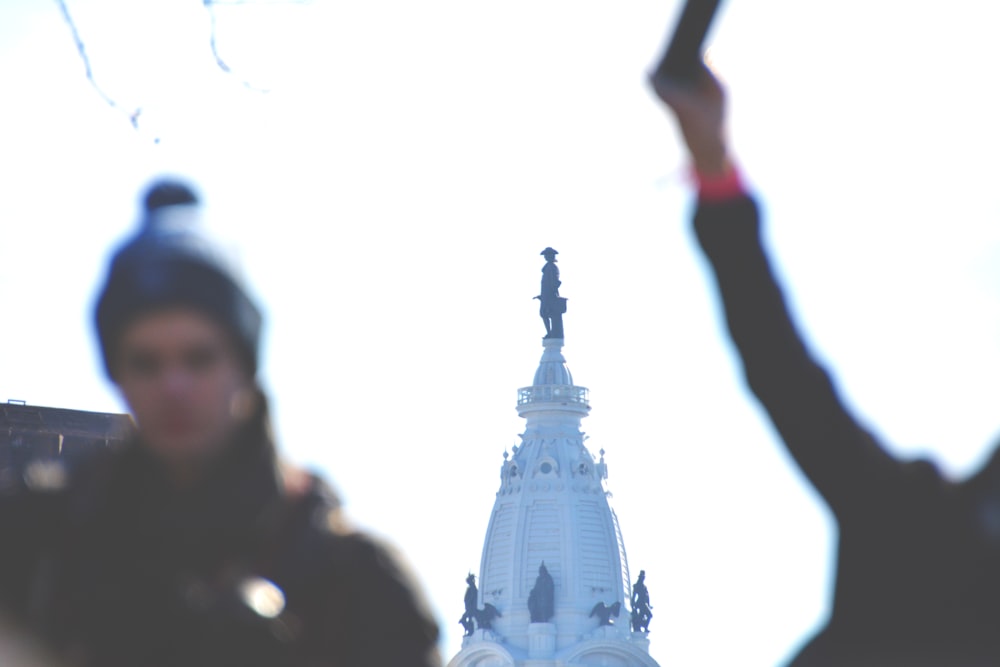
[517,385,589,406]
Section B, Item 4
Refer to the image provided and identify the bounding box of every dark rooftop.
[1,400,134,473]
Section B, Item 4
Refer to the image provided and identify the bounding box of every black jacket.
[695,195,1000,666]
[0,400,440,667]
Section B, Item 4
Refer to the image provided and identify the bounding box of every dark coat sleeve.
[338,534,441,667]
[308,526,441,667]
[0,472,67,617]
[693,195,904,517]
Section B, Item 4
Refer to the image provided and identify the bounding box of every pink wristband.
[695,164,746,202]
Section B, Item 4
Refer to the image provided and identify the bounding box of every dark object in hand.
[653,0,723,84]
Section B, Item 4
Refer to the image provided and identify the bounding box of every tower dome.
[530,338,575,387]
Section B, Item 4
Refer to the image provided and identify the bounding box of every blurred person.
[0,180,441,667]
[651,62,1000,665]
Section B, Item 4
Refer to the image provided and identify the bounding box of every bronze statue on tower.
[535,247,567,339]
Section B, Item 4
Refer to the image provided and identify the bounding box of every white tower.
[449,253,660,667]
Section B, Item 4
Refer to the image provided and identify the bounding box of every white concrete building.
[448,335,660,667]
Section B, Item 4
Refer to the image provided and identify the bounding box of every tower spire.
[448,251,660,667]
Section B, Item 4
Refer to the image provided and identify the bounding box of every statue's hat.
[540,247,558,256]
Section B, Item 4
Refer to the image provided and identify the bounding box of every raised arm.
[650,65,903,516]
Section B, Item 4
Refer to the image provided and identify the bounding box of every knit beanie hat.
[94,179,262,380]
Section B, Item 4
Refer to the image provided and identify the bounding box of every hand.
[649,61,730,177]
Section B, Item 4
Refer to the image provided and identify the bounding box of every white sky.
[2,1,1000,664]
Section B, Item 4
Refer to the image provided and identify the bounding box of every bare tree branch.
[56,0,299,131]
[203,0,277,92]
[53,0,142,129]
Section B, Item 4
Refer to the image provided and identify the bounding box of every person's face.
[114,308,255,469]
